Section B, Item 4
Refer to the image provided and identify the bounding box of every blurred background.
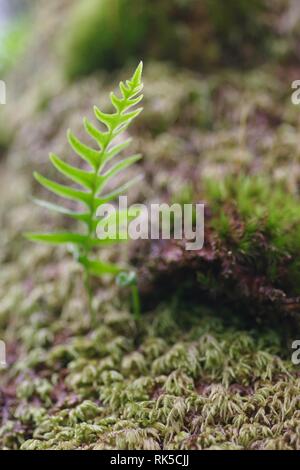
[2,0,300,451]
[1,0,300,82]
[1,0,300,279]
[1,0,300,306]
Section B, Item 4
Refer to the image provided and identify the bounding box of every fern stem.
[131,284,141,321]
[83,267,94,325]
[84,129,114,324]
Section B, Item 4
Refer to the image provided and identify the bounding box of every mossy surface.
[1,61,300,448]
[61,0,274,80]
[1,2,300,447]
[1,284,299,450]
[204,177,300,295]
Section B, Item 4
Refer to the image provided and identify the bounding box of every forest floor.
[1,60,300,449]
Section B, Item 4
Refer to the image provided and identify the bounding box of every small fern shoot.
[26,62,144,323]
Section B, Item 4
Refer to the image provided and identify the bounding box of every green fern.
[26,62,144,322]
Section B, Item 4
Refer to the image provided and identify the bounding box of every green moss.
[1,294,299,450]
[61,0,272,81]
[61,0,149,80]
[1,51,300,450]
[205,176,300,292]
[206,0,269,63]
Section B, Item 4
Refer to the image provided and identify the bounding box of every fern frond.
[32,199,90,223]
[49,153,94,190]
[67,130,99,170]
[104,138,132,164]
[96,154,142,194]
[25,232,90,245]
[79,257,122,276]
[27,62,144,321]
[84,118,111,150]
[94,175,144,206]
[33,172,92,207]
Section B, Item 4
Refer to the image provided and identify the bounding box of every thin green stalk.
[131,284,141,321]
[81,111,116,323]
[83,267,94,325]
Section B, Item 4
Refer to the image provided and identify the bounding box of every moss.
[61,0,273,81]
[205,176,300,294]
[1,293,299,450]
[2,43,300,450]
[61,0,149,80]
[206,0,270,64]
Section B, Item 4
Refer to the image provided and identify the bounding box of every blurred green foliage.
[62,0,270,81]
[206,0,268,60]
[62,0,148,80]
[205,176,300,291]
[206,176,300,254]
[0,17,31,76]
